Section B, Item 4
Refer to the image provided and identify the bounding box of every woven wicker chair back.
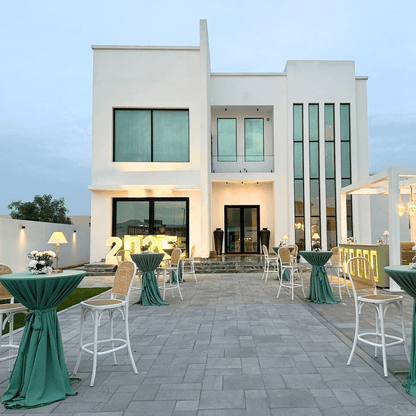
[262,245,269,257]
[116,250,132,264]
[287,244,298,258]
[279,247,291,263]
[331,247,341,263]
[112,261,136,297]
[0,264,13,299]
[346,257,376,294]
[170,248,181,266]
[190,245,196,258]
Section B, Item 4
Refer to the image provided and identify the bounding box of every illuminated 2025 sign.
[105,235,181,264]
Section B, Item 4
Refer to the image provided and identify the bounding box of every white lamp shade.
[312,233,320,239]
[48,232,68,245]
[282,235,289,240]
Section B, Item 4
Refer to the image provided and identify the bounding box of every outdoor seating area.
[1,261,416,413]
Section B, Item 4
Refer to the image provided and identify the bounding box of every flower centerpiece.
[28,250,56,274]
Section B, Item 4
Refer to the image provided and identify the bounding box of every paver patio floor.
[1,271,416,415]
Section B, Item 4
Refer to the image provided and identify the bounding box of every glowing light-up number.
[106,237,122,264]
[124,236,141,254]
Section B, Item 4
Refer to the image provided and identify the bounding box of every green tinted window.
[310,180,320,217]
[114,109,189,162]
[217,119,237,162]
[294,143,303,179]
[325,142,335,179]
[114,110,151,162]
[293,105,303,142]
[326,179,336,214]
[153,110,189,162]
[310,142,319,179]
[309,104,319,142]
[245,119,264,161]
[340,104,350,142]
[341,142,351,178]
[324,104,334,141]
[294,180,304,216]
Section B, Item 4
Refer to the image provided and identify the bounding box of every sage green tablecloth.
[0,270,86,410]
[131,253,168,306]
[163,249,184,283]
[300,251,339,304]
[272,247,290,281]
[385,265,416,396]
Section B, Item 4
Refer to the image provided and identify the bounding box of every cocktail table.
[0,270,86,409]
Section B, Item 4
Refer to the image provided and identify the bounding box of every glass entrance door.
[225,205,260,254]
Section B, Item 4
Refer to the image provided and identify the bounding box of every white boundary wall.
[0,218,90,273]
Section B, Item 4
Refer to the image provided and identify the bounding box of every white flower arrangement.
[27,250,56,274]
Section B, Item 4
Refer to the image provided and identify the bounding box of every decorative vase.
[259,228,270,250]
[213,228,224,255]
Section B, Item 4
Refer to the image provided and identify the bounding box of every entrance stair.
[81,255,265,276]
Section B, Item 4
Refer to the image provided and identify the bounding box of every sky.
[1,0,415,216]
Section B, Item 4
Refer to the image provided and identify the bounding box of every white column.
[340,192,347,244]
[388,168,402,291]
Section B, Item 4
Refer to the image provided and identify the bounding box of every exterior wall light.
[241,182,244,185]
[21,225,26,230]
[225,182,229,185]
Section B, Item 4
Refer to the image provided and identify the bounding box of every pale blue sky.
[1,0,415,216]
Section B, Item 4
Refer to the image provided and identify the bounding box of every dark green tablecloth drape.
[385,265,416,396]
[170,261,183,283]
[0,270,86,410]
[300,251,339,304]
[131,253,168,306]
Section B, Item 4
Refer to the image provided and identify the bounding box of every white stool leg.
[110,310,117,365]
[74,307,86,375]
[124,306,138,374]
[379,304,388,377]
[347,300,361,366]
[91,309,99,387]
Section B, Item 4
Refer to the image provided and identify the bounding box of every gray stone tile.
[124,400,175,416]
[199,391,245,410]
[223,375,265,390]
[266,389,317,408]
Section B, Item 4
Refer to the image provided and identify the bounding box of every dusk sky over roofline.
[1,0,415,216]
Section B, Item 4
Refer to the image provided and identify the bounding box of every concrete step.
[82,258,266,276]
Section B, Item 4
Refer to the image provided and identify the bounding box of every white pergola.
[340,167,416,290]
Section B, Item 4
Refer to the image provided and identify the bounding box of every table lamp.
[282,235,289,246]
[47,232,68,272]
[312,233,320,251]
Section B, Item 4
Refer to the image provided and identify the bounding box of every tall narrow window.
[341,104,353,237]
[309,104,320,242]
[325,104,336,249]
[245,118,264,161]
[217,119,237,161]
[293,105,305,250]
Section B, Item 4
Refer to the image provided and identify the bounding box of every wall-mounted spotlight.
[256,182,259,185]
[73,230,77,233]
[225,182,229,185]
[21,225,26,230]
[241,182,244,186]
[225,108,227,111]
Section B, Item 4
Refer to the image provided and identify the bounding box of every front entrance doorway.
[224,205,260,254]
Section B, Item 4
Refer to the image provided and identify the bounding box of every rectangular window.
[324,104,334,141]
[113,198,189,254]
[310,179,320,217]
[245,118,264,161]
[341,104,353,238]
[293,104,304,251]
[217,119,237,162]
[114,109,189,162]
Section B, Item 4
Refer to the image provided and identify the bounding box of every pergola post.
[388,168,402,291]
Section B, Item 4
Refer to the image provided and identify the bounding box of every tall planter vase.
[259,228,270,250]
[213,228,224,256]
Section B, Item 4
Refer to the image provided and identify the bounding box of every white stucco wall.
[0,218,90,273]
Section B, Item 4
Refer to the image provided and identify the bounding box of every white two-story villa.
[89,19,371,263]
